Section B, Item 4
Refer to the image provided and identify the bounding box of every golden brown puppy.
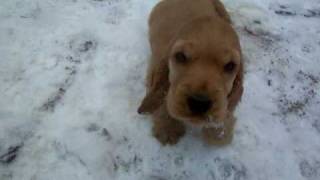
[138,0,243,145]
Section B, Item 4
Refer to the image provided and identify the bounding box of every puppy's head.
[166,17,242,126]
[138,16,242,127]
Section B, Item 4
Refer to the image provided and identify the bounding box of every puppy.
[138,0,243,145]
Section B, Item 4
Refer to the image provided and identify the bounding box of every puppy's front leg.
[202,112,235,146]
[152,104,186,145]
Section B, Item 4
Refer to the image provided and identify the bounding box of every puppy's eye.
[174,52,188,63]
[224,61,236,73]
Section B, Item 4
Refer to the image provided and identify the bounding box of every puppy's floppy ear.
[227,53,244,112]
[137,39,188,114]
[138,56,169,114]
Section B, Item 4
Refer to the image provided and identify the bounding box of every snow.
[0,0,320,179]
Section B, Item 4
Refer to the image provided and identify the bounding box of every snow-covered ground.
[0,0,320,179]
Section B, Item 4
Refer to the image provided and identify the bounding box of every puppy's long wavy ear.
[227,58,244,112]
[138,56,169,114]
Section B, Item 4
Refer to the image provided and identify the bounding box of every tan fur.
[152,103,186,145]
[138,0,243,145]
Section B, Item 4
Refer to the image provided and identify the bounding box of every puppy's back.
[149,0,220,58]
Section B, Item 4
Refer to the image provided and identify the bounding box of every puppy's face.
[166,18,241,126]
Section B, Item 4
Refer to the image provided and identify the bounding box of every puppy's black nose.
[187,94,212,114]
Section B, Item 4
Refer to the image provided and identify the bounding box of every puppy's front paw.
[152,120,185,145]
[203,113,236,146]
[202,126,233,146]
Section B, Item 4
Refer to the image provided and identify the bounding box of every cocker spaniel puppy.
[138,0,243,145]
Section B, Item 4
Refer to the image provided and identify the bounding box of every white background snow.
[0,0,320,179]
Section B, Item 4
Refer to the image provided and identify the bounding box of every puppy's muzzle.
[187,94,212,115]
